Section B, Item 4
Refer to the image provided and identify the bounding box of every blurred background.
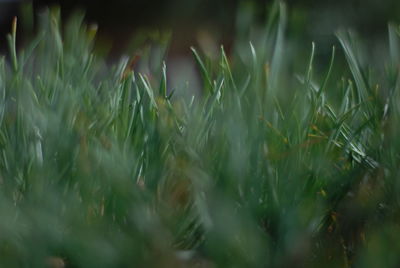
[1,0,400,53]
[1,0,399,98]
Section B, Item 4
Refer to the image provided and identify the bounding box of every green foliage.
[0,4,400,268]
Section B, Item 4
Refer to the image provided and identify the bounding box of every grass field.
[1,2,400,267]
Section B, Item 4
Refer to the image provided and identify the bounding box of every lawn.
[1,2,400,267]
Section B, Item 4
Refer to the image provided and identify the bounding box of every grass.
[1,2,400,267]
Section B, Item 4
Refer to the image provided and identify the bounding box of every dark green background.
[1,0,400,54]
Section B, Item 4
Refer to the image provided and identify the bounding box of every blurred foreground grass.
[1,3,400,267]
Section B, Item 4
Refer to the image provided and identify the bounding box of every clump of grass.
[0,2,400,267]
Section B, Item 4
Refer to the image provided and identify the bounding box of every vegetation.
[1,2,400,267]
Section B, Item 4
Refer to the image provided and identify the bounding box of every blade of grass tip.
[7,17,18,72]
[347,79,357,111]
[159,61,167,98]
[269,1,287,90]
[317,46,335,99]
[339,81,352,116]
[220,45,237,91]
[191,47,213,94]
[167,88,175,100]
[205,78,224,121]
[189,95,196,109]
[306,42,316,89]
[336,30,369,104]
[116,56,130,82]
[299,43,317,139]
[87,23,98,44]
[139,73,158,111]
[249,41,257,73]
[246,42,257,98]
